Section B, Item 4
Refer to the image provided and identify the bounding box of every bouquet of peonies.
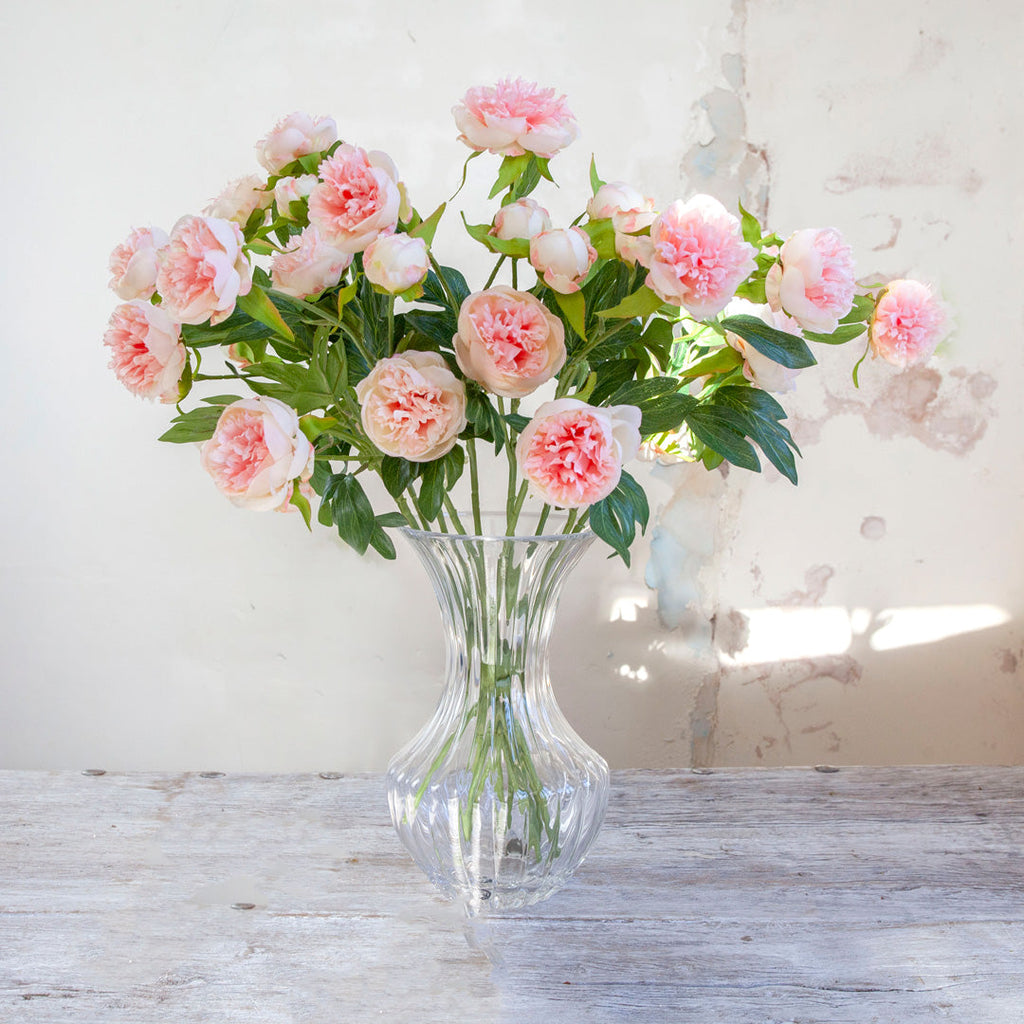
[104,78,948,562]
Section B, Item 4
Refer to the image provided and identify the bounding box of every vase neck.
[403,526,593,698]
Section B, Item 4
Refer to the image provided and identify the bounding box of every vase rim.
[399,509,593,544]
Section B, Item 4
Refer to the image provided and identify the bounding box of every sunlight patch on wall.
[870,604,1010,651]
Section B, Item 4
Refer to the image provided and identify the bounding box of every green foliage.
[589,470,649,565]
[719,314,817,369]
[159,405,223,443]
[597,285,665,321]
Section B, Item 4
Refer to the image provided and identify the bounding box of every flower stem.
[428,252,460,314]
[483,254,506,289]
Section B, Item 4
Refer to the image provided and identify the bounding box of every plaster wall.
[0,0,1019,770]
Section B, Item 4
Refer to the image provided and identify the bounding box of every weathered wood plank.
[1,767,1022,1022]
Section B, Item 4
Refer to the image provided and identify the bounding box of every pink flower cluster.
[869,279,947,368]
[454,78,579,158]
[103,301,186,403]
[765,228,856,334]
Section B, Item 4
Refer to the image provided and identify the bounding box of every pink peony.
[307,144,401,254]
[362,233,429,294]
[108,226,168,301]
[869,279,947,368]
[491,197,551,241]
[255,112,337,174]
[203,174,271,226]
[200,397,314,511]
[356,351,467,462]
[516,399,642,509]
[646,196,757,318]
[104,300,186,403]
[156,215,252,325]
[587,182,658,266]
[765,227,856,334]
[453,286,566,398]
[723,298,803,394]
[453,78,579,158]
[273,174,318,220]
[529,227,597,294]
[270,225,352,298]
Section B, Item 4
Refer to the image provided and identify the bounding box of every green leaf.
[416,459,446,521]
[554,290,587,341]
[803,323,868,345]
[638,317,675,370]
[237,287,296,343]
[719,314,816,369]
[590,359,640,406]
[590,489,636,566]
[461,215,530,258]
[177,355,194,403]
[616,469,649,532]
[201,394,242,406]
[611,376,682,407]
[488,153,532,199]
[336,280,358,318]
[677,346,743,379]
[289,481,313,531]
[448,150,482,202]
[589,155,605,194]
[511,156,542,199]
[842,294,875,324]
[381,456,419,499]
[375,512,408,529]
[582,218,616,261]
[738,200,761,245]
[504,413,530,433]
[597,285,664,321]
[638,393,696,435]
[443,445,465,489]
[297,152,321,175]
[408,202,446,247]
[685,406,761,472]
[328,474,376,555]
[368,522,397,560]
[465,391,507,454]
[158,405,223,443]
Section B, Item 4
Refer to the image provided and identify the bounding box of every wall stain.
[860,516,887,541]
[771,565,834,607]
[998,649,1019,675]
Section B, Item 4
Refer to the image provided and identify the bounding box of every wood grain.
[1,767,1022,1022]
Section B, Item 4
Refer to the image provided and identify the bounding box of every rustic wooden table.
[1,766,1021,1022]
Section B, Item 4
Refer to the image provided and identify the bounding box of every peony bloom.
[256,112,337,174]
[200,397,315,511]
[765,227,855,334]
[363,233,429,294]
[273,174,318,220]
[108,226,168,301]
[516,399,642,509]
[356,351,467,462]
[722,298,803,394]
[646,196,757,318]
[103,300,186,403]
[270,225,352,298]
[307,144,401,254]
[203,174,271,226]
[869,279,947,368]
[453,78,579,158]
[453,286,566,398]
[529,227,597,294]
[491,197,551,241]
[587,181,657,263]
[156,215,253,325]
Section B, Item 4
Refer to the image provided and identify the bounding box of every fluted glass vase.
[386,515,609,911]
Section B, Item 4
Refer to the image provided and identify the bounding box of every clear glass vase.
[386,514,609,911]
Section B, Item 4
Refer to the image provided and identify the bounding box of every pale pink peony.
[270,225,352,298]
[203,174,271,226]
[723,298,803,394]
[869,279,947,368]
[453,286,566,398]
[363,233,429,294]
[646,196,757,318]
[273,174,318,220]
[108,226,168,301]
[529,227,597,294]
[255,112,338,174]
[104,300,186,403]
[587,181,659,262]
[200,397,314,511]
[156,215,253,325]
[453,78,579,158]
[307,144,401,254]
[356,351,467,462]
[491,197,551,241]
[765,227,855,334]
[516,399,642,509]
